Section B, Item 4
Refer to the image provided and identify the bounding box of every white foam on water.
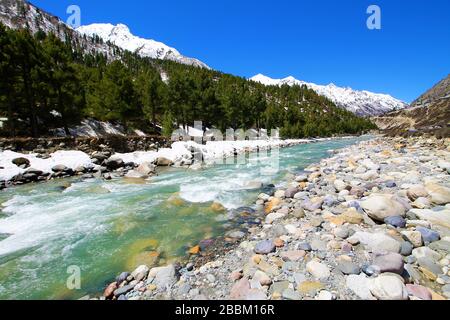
[0,192,119,257]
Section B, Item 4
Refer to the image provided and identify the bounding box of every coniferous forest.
[0,23,376,139]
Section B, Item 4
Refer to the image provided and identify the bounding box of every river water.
[0,137,368,299]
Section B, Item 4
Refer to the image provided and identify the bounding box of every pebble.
[337,261,360,275]
[306,260,331,280]
[384,216,406,228]
[254,240,276,254]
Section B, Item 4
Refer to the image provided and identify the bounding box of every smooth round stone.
[400,241,414,256]
[254,240,276,254]
[323,196,337,207]
[372,252,404,275]
[385,181,397,188]
[406,284,432,300]
[347,201,362,211]
[405,256,417,264]
[362,265,380,277]
[334,227,349,239]
[369,275,408,300]
[416,227,440,244]
[116,272,130,284]
[384,216,406,228]
[337,261,361,275]
[297,242,312,251]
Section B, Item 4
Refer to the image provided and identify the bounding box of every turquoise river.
[0,137,369,299]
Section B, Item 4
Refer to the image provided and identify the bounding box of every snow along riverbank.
[0,137,349,184]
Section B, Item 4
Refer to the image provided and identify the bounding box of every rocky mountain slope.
[77,23,209,69]
[373,74,450,137]
[251,74,408,117]
[0,0,208,68]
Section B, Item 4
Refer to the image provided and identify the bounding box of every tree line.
[0,24,376,139]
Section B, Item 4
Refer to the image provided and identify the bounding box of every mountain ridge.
[76,23,209,69]
[373,74,450,137]
[250,74,408,117]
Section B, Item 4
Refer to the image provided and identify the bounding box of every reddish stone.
[406,284,432,300]
[103,282,118,299]
[280,250,306,262]
[274,238,285,247]
[229,278,250,299]
[230,270,243,281]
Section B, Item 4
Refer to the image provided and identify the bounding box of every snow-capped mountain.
[0,0,208,69]
[251,74,408,116]
[77,23,209,69]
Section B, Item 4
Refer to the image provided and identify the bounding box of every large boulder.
[136,162,156,176]
[372,252,404,274]
[348,231,401,253]
[52,164,69,173]
[105,156,124,170]
[369,275,408,300]
[124,170,148,179]
[155,157,173,167]
[406,185,429,201]
[360,194,407,222]
[149,264,177,289]
[425,183,450,205]
[409,208,450,229]
[12,157,30,168]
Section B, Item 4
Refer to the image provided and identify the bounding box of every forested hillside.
[0,24,376,139]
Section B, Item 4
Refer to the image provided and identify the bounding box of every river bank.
[0,137,341,189]
[97,136,450,301]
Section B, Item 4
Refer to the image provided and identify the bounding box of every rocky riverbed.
[94,136,450,301]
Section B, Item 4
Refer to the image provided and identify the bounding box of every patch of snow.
[51,120,125,137]
[0,150,94,181]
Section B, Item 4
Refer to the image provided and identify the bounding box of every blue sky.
[32,0,450,103]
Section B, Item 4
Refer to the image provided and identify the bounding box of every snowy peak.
[77,23,209,69]
[250,74,408,116]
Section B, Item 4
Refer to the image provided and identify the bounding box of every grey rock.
[416,258,443,277]
[311,239,327,251]
[285,187,299,198]
[416,227,440,245]
[282,288,300,300]
[153,265,177,289]
[337,261,361,275]
[113,284,134,297]
[269,281,290,294]
[254,240,276,254]
[297,242,312,251]
[429,240,450,253]
[369,275,408,300]
[52,164,69,172]
[12,157,30,168]
[346,274,374,300]
[347,231,401,253]
[400,241,414,256]
[116,272,130,285]
[384,216,406,228]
